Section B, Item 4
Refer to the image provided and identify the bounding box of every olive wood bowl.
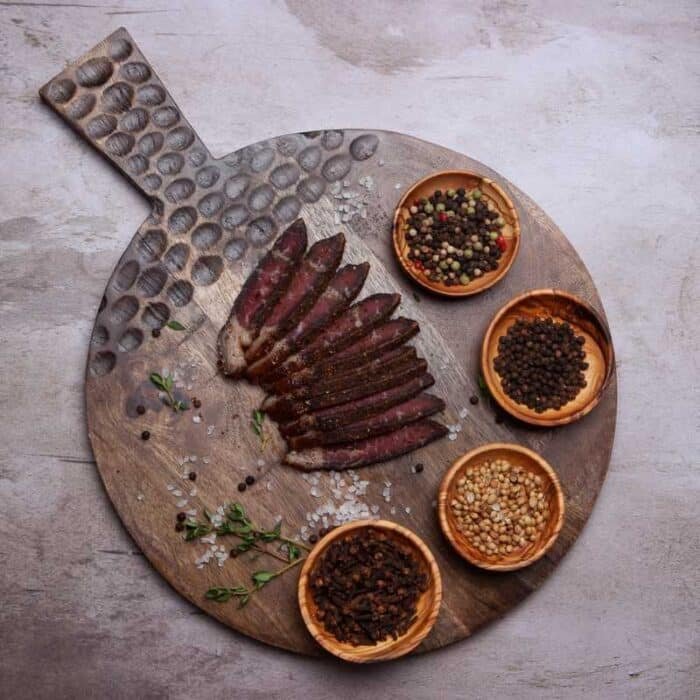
[297,519,442,663]
[438,443,565,572]
[481,289,614,427]
[392,169,520,297]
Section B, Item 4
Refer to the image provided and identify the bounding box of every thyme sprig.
[251,409,269,448]
[185,503,309,608]
[150,372,189,412]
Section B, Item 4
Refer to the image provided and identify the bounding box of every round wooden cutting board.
[41,29,616,656]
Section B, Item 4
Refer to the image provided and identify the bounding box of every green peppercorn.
[424,203,434,213]
[451,261,461,271]
[473,189,482,199]
[436,203,445,212]
[459,273,470,285]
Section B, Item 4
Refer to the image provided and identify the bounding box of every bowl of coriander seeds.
[392,170,520,297]
[438,443,565,571]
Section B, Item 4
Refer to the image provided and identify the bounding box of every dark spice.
[175,522,184,532]
[229,548,239,558]
[308,533,319,544]
[151,328,160,338]
[188,471,197,481]
[309,528,429,646]
[193,398,202,409]
[413,463,424,474]
[176,512,187,522]
[245,475,255,486]
[136,405,146,415]
[494,317,588,412]
[403,187,507,287]
[237,482,247,493]
[469,395,479,405]
[141,430,150,441]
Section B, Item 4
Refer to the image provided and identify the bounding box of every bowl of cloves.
[298,519,442,662]
[481,289,615,427]
[438,442,565,571]
[392,170,520,297]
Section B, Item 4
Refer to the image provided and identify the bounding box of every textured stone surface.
[0,2,697,699]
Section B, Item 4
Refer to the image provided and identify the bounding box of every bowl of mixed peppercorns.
[481,289,615,427]
[297,519,442,662]
[392,170,520,296]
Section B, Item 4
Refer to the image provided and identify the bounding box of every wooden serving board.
[41,29,616,656]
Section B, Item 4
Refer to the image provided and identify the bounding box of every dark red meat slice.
[251,263,369,383]
[217,219,307,377]
[280,373,436,437]
[284,420,448,471]
[288,393,445,450]
[244,233,345,364]
[268,345,416,397]
[264,358,427,420]
[269,318,419,394]
[253,293,400,382]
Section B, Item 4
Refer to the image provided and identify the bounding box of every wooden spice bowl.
[481,289,615,427]
[297,519,442,663]
[438,443,565,571]
[392,169,520,297]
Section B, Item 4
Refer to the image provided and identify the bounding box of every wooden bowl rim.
[481,288,615,427]
[391,169,521,297]
[437,442,566,572]
[297,518,443,663]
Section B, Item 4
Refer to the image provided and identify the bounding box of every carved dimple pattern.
[42,30,380,375]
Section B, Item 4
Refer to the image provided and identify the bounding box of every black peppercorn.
[193,398,202,409]
[176,512,186,522]
[188,471,197,481]
[136,405,146,415]
[175,522,184,532]
[469,395,479,405]
[309,533,319,544]
[151,328,160,338]
[141,430,150,441]
[245,475,255,486]
[229,549,238,558]
[237,482,246,492]
[414,463,424,474]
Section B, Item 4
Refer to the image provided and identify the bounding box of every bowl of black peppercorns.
[298,519,442,662]
[481,289,615,427]
[392,170,520,297]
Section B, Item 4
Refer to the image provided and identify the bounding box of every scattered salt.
[459,408,468,419]
[136,494,144,502]
[176,499,188,508]
[405,506,411,514]
[448,433,458,441]
[193,415,201,424]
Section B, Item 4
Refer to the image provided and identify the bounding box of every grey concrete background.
[1,1,698,698]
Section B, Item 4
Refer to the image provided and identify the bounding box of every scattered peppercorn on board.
[43,29,616,656]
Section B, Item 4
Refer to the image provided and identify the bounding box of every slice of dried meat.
[217,219,307,377]
[284,420,448,471]
[264,358,428,420]
[250,262,369,383]
[252,293,400,382]
[269,317,419,394]
[244,233,345,364]
[280,372,436,437]
[288,393,445,449]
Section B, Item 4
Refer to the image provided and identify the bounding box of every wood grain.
[38,30,618,657]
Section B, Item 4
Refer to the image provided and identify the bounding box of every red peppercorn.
[438,212,448,223]
[496,236,507,252]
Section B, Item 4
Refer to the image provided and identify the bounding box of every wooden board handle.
[39,27,211,202]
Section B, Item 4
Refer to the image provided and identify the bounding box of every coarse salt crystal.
[136,494,144,501]
[203,457,210,464]
[405,506,411,514]
[173,489,183,497]
[166,484,175,491]
[459,408,468,419]
[390,506,396,515]
[201,533,216,544]
[207,425,215,436]
[193,415,201,424]
[189,488,198,497]
[187,508,197,516]
[176,499,188,508]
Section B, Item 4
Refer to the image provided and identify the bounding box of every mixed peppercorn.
[403,187,507,286]
[494,317,588,412]
[309,528,428,646]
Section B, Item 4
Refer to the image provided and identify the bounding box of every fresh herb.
[190,503,310,608]
[150,372,189,412]
[251,409,269,448]
[205,559,304,608]
[166,320,186,331]
[477,373,489,396]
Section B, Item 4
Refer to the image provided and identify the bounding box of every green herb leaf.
[251,570,276,588]
[150,372,167,391]
[288,544,301,562]
[237,594,250,608]
[477,374,488,394]
[166,320,186,331]
[206,587,233,603]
